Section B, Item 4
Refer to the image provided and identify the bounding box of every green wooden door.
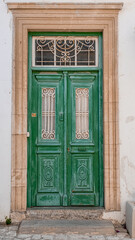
[28,71,102,207]
[67,72,99,206]
[30,73,64,206]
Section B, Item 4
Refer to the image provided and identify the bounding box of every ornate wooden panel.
[30,73,64,206]
[30,71,101,207]
[71,156,93,191]
[68,73,99,206]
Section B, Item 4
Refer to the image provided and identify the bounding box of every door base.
[26,208,104,220]
[10,208,104,222]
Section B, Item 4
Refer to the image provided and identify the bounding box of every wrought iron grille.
[76,88,89,139]
[42,88,55,140]
[32,36,98,67]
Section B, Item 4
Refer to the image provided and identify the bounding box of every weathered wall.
[0,0,135,222]
[0,0,12,222]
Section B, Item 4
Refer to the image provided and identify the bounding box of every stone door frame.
[8,2,123,213]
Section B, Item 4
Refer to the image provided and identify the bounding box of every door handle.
[59,112,64,121]
[78,147,86,151]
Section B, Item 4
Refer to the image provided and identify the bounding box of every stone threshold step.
[26,208,104,220]
[19,219,115,236]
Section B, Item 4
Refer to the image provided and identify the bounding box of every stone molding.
[8,3,123,10]
[8,2,123,212]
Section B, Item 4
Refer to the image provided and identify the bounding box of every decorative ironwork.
[76,88,89,139]
[42,88,55,139]
[33,36,98,66]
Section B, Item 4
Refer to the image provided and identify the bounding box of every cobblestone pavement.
[0,224,135,240]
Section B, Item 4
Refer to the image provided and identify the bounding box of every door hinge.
[27,132,30,137]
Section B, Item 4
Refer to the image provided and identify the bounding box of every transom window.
[32,36,98,67]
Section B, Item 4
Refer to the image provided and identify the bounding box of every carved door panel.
[30,73,64,206]
[30,72,100,206]
[67,73,99,206]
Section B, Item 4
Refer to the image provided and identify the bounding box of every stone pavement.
[0,223,135,240]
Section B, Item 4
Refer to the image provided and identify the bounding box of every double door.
[28,71,101,206]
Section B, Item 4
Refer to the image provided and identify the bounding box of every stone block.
[126,201,135,238]
[19,219,115,236]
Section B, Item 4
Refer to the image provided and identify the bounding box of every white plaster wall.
[0,0,135,222]
[118,0,135,221]
[0,0,12,222]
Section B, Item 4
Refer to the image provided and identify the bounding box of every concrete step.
[19,219,115,236]
[26,208,103,220]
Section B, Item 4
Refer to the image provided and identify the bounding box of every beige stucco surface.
[0,0,135,222]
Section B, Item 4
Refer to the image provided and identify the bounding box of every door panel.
[37,74,63,143]
[37,155,61,206]
[71,155,93,192]
[71,154,94,205]
[31,73,64,206]
[30,71,100,207]
[68,73,99,206]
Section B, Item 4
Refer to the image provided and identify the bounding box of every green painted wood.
[63,72,68,206]
[31,73,64,206]
[67,72,99,206]
[27,32,103,207]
